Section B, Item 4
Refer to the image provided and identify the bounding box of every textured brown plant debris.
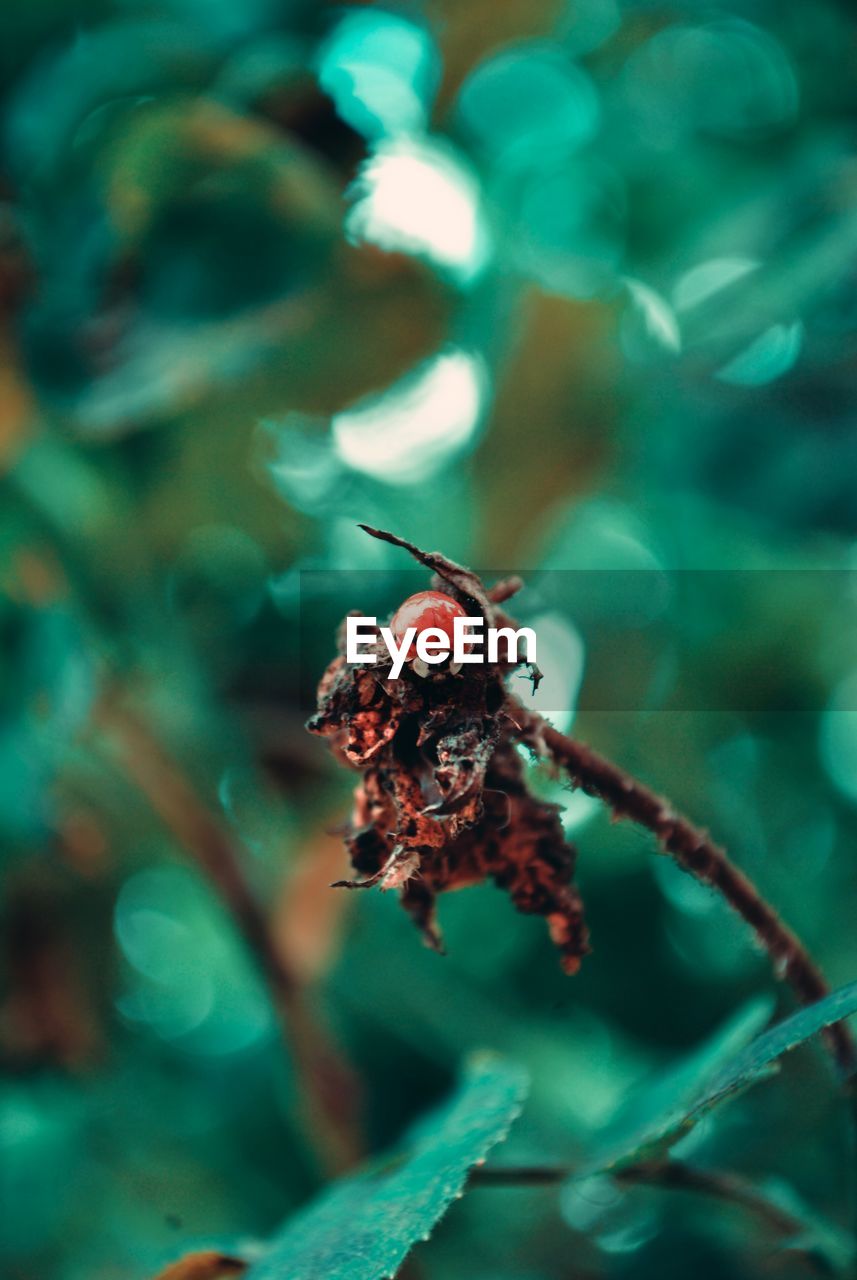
[151,1249,247,1280]
[307,528,590,974]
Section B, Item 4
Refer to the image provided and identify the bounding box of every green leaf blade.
[586,980,857,1176]
[587,996,775,1174]
[700,978,857,1110]
[245,1053,529,1280]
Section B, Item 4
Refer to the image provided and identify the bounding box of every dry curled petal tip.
[330,874,384,890]
[421,784,478,816]
[527,664,543,693]
[487,575,524,604]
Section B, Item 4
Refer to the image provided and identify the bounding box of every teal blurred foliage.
[2,0,857,1276]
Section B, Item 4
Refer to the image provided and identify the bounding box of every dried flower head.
[307,526,590,974]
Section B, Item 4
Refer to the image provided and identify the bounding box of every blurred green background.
[3,1,857,1277]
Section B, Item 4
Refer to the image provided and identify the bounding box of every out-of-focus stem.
[95,691,363,1176]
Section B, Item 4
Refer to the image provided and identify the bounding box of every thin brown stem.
[94,691,363,1175]
[469,1164,569,1187]
[511,698,857,1080]
[621,1160,809,1237]
[471,1160,831,1272]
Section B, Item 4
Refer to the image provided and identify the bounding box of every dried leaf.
[152,1250,247,1280]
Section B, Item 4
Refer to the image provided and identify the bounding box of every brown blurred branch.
[511,699,857,1081]
[94,690,363,1175]
[0,875,101,1070]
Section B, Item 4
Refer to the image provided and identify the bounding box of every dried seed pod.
[391,590,469,661]
[307,527,590,973]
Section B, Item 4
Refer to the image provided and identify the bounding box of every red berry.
[391,590,468,660]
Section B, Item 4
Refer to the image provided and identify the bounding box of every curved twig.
[511,698,857,1080]
[355,525,856,1077]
